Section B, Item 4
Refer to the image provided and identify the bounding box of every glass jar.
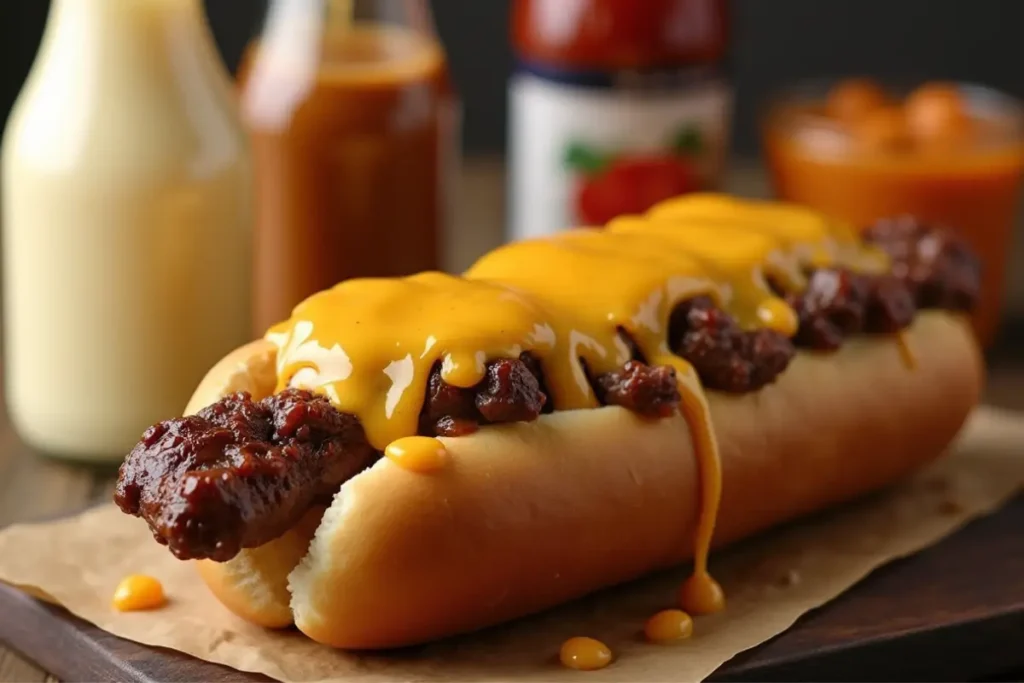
[763,79,1024,347]
[240,0,460,336]
[508,0,732,240]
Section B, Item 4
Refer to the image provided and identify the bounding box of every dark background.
[1,0,1022,157]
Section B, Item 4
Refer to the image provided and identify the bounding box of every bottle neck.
[247,0,444,98]
[512,0,728,71]
[260,0,439,39]
[359,0,439,37]
[243,0,447,129]
[42,0,215,64]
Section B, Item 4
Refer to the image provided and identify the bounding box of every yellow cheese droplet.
[645,609,694,643]
[112,575,166,612]
[679,571,725,616]
[559,636,613,671]
[384,436,448,472]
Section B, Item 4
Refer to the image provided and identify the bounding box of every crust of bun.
[190,312,982,649]
[183,339,278,416]
[196,507,324,629]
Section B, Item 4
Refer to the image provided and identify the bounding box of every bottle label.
[508,63,732,241]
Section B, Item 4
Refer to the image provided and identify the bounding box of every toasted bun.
[190,312,981,649]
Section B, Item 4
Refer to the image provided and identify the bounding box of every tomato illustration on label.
[565,124,705,226]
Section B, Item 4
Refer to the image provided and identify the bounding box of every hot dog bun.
[189,311,981,649]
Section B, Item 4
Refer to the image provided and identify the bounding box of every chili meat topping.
[865,215,980,312]
[115,389,376,562]
[115,218,979,561]
[116,359,682,561]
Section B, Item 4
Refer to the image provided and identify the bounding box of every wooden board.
[2,496,1024,682]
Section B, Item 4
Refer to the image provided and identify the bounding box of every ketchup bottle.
[508,0,732,240]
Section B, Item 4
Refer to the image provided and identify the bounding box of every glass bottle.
[1,0,253,461]
[240,0,460,336]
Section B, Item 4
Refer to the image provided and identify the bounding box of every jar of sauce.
[508,0,732,240]
[763,79,1024,346]
[240,0,459,335]
[1,0,253,461]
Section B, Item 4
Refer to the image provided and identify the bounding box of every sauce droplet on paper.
[560,636,612,671]
[645,609,694,643]
[112,574,166,612]
[679,570,725,615]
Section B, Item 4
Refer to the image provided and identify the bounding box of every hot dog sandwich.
[114,194,983,649]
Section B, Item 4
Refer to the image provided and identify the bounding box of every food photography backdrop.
[5,0,1023,333]
[1,1,1023,341]
[0,1,1019,683]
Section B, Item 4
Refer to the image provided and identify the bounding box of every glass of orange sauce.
[762,78,1024,347]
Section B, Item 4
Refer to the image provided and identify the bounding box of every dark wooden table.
[1,161,1022,681]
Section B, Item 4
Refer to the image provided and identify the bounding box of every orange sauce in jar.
[239,16,458,335]
[764,79,1024,346]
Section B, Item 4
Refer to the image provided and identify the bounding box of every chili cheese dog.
[114,194,983,650]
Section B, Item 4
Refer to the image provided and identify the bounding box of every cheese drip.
[265,193,896,612]
[266,271,558,451]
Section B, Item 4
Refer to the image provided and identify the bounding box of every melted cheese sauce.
[560,636,613,670]
[896,330,917,369]
[645,609,694,643]
[266,271,557,450]
[264,193,900,618]
[384,436,448,472]
[112,574,166,612]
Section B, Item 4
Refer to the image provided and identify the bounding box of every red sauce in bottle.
[508,0,731,240]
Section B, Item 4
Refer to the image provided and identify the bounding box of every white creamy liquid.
[1,0,253,460]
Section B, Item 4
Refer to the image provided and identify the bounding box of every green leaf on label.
[563,141,610,175]
[671,125,703,156]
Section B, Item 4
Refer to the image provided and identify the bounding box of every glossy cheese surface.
[267,193,886,446]
[266,271,557,451]
[263,192,894,614]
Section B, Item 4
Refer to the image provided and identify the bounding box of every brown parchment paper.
[1,406,1023,683]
